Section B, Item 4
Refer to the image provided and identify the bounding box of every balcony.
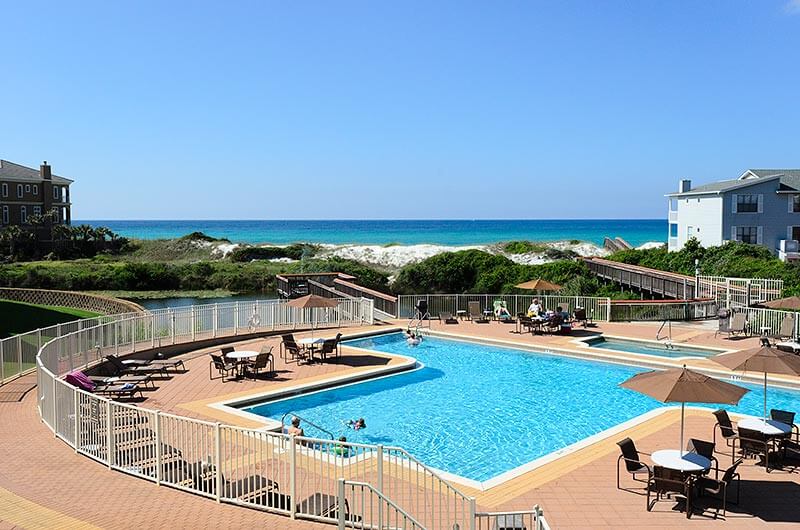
[668,211,678,223]
[778,239,800,262]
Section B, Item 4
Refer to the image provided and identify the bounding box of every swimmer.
[286,416,304,437]
[406,332,421,346]
[345,417,366,430]
[333,436,350,457]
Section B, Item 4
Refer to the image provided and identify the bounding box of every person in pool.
[345,418,366,430]
[333,436,350,457]
[287,416,304,437]
[406,331,421,346]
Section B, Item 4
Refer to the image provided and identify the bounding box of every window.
[53,185,59,200]
[25,184,30,193]
[17,184,23,198]
[20,206,27,224]
[1,183,7,197]
[791,226,800,242]
[736,226,758,244]
[52,208,60,222]
[33,206,41,217]
[735,194,759,213]
[791,195,800,213]
[1,206,7,225]
[669,224,678,237]
[669,199,678,211]
[32,184,38,196]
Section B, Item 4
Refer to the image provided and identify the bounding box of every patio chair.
[712,409,739,463]
[493,300,513,322]
[105,355,169,376]
[543,313,564,334]
[647,465,695,518]
[616,437,651,491]
[517,315,535,334]
[468,301,488,323]
[280,334,307,362]
[244,347,275,379]
[92,382,144,400]
[574,307,591,327]
[737,426,776,472]
[771,409,798,439]
[209,353,238,381]
[697,459,742,517]
[316,339,338,362]
[89,374,154,389]
[686,438,718,474]
[110,353,186,372]
[439,312,459,324]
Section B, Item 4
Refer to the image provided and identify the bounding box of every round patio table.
[651,449,711,473]
[738,417,791,436]
[298,338,325,346]
[225,350,259,378]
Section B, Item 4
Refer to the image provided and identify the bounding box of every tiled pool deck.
[2,320,800,528]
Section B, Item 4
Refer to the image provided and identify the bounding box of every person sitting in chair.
[527,298,543,317]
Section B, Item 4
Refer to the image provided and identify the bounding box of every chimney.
[40,161,52,180]
[679,179,691,193]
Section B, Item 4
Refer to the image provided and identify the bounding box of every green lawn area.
[0,300,99,379]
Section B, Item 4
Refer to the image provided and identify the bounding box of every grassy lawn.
[0,300,99,339]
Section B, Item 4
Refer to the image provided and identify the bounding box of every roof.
[0,160,73,185]
[667,169,800,197]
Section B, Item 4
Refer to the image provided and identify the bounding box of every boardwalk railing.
[35,297,541,529]
[396,294,611,322]
[698,276,784,308]
[609,299,719,322]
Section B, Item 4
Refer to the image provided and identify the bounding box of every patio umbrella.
[760,296,800,310]
[515,279,562,292]
[620,366,749,451]
[711,345,800,422]
[286,295,339,338]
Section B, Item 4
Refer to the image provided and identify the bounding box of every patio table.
[298,337,326,363]
[651,449,711,473]
[738,417,792,436]
[225,350,259,378]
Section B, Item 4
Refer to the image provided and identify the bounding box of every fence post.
[377,445,384,524]
[170,311,176,345]
[17,335,23,377]
[289,435,297,519]
[131,319,136,353]
[155,411,162,486]
[469,497,477,530]
[114,321,119,355]
[213,304,218,338]
[73,389,79,452]
[0,339,4,383]
[337,478,346,530]
[151,315,156,349]
[106,400,113,469]
[51,377,57,438]
[234,302,239,335]
[215,422,222,502]
[191,307,196,342]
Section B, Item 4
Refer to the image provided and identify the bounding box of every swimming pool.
[241,332,800,483]
[584,336,725,359]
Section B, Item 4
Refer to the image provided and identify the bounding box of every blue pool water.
[587,337,723,359]
[243,333,800,482]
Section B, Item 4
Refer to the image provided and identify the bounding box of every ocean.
[78,219,666,247]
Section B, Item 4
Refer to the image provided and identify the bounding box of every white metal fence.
[475,507,545,530]
[698,275,783,309]
[33,297,550,529]
[730,305,800,339]
[397,294,611,322]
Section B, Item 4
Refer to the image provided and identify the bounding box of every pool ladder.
[656,320,674,349]
[280,412,335,440]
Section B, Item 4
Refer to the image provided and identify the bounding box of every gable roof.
[667,169,800,197]
[0,160,73,185]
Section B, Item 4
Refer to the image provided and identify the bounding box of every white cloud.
[786,0,800,14]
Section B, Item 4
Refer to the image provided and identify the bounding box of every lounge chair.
[105,355,170,376]
[716,313,747,339]
[468,301,489,323]
[616,437,651,491]
[209,353,238,381]
[90,374,154,389]
[492,300,513,322]
[647,466,695,518]
[109,353,185,372]
[439,312,458,324]
[771,314,796,342]
[697,460,742,517]
[244,346,275,379]
[712,409,739,463]
[94,382,143,400]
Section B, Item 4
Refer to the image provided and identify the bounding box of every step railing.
[337,479,425,530]
[475,507,548,530]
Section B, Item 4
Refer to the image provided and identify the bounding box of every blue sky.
[2,0,799,220]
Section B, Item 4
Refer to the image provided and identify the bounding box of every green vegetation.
[391,249,633,298]
[0,300,99,338]
[502,241,546,254]
[228,243,318,262]
[607,238,800,295]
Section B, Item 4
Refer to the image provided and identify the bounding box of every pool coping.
[572,333,737,362]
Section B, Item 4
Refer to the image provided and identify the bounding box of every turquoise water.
[76,219,666,246]
[587,337,723,359]
[242,332,800,482]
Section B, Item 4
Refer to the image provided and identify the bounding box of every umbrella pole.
[764,371,768,422]
[680,402,685,454]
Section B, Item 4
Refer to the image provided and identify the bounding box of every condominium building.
[667,169,800,261]
[0,160,72,227]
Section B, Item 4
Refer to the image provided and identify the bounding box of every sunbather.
[527,298,543,316]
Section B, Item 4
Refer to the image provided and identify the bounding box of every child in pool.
[345,417,366,430]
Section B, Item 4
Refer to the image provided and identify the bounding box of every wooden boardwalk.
[582,257,698,299]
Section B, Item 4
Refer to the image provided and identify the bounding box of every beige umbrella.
[760,296,800,310]
[515,279,562,291]
[620,366,749,451]
[711,345,800,422]
[286,295,339,338]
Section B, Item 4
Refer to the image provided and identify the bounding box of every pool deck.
[3,319,800,528]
